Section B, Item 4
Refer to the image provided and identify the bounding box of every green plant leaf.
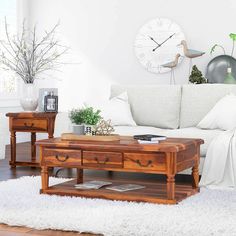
[210,44,218,54]
[229,33,236,41]
[69,107,102,125]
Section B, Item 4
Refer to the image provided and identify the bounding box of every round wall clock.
[134,18,185,73]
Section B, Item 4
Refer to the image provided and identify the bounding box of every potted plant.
[189,65,207,84]
[69,107,102,135]
[0,19,68,111]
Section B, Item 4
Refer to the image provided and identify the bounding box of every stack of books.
[133,134,167,144]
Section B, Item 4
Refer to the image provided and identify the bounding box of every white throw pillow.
[96,92,136,126]
[197,94,236,130]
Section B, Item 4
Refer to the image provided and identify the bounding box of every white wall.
[23,0,236,111]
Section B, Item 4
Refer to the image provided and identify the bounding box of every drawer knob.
[55,154,69,162]
[94,157,109,165]
[24,122,34,128]
[135,160,152,167]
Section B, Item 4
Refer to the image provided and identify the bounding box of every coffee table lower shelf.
[40,178,199,204]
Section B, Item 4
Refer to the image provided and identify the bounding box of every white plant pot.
[72,124,84,135]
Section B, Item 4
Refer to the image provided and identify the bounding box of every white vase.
[20,83,38,111]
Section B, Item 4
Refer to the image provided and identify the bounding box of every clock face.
[134,18,185,73]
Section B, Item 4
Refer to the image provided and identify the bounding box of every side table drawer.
[124,153,166,172]
[83,151,123,168]
[42,148,82,167]
[12,118,48,131]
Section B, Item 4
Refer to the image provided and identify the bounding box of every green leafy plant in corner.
[189,65,207,84]
[69,107,102,125]
[210,33,236,56]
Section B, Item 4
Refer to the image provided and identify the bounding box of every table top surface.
[6,112,57,118]
[36,136,204,152]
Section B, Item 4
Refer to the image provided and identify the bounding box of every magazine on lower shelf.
[74,181,112,189]
[106,184,145,192]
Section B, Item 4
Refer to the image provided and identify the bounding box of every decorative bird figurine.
[161,53,181,84]
[179,40,205,76]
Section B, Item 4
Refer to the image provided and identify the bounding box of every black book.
[133,134,166,141]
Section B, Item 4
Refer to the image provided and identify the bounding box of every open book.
[74,181,112,189]
[106,184,145,192]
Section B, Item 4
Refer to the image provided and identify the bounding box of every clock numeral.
[146,61,152,70]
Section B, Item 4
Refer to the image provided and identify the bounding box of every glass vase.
[20,83,38,111]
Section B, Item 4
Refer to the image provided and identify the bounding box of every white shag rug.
[0,177,236,236]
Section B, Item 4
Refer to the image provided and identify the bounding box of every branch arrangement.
[0,18,69,84]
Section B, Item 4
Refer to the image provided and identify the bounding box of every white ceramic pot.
[20,83,38,111]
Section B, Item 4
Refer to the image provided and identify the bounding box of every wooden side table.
[6,112,57,168]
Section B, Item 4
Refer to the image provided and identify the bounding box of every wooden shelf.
[41,178,199,204]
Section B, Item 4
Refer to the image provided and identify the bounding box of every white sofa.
[110,84,236,174]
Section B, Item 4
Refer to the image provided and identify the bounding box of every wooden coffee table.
[37,136,203,204]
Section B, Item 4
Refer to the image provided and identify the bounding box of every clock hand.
[149,36,160,46]
[152,33,176,52]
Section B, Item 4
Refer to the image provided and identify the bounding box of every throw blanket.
[200,129,236,189]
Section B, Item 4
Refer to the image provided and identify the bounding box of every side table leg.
[10,131,16,168]
[167,175,175,200]
[41,166,49,192]
[48,132,54,139]
[31,132,36,162]
[76,168,83,184]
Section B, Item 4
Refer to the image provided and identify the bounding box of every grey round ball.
[206,55,236,83]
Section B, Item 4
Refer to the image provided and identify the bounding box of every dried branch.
[0,19,69,84]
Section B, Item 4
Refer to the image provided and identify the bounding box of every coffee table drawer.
[42,148,82,167]
[124,153,166,171]
[83,151,123,168]
[13,118,48,131]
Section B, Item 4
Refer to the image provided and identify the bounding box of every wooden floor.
[0,142,192,236]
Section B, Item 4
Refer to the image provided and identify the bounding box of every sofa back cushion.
[110,85,182,129]
[180,84,236,128]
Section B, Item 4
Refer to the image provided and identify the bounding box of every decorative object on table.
[19,83,38,111]
[61,133,120,141]
[161,54,181,84]
[38,88,58,112]
[0,19,68,111]
[69,106,102,135]
[95,119,115,136]
[206,33,236,83]
[44,91,58,112]
[189,65,207,84]
[224,67,236,84]
[134,18,185,74]
[178,40,205,76]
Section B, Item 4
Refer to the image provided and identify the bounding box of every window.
[0,0,17,97]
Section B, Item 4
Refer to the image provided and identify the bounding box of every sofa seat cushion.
[111,85,182,129]
[114,126,223,156]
